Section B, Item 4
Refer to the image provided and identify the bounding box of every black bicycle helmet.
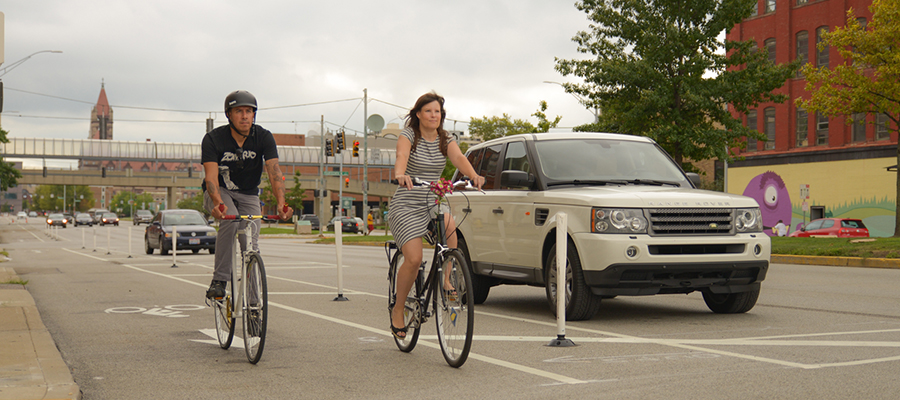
[224,90,257,113]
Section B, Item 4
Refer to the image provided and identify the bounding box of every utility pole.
[320,115,326,226]
[362,88,368,219]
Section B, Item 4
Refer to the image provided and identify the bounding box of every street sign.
[324,171,349,176]
[341,196,353,210]
[800,184,809,199]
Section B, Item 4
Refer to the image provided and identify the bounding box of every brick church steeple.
[89,80,113,139]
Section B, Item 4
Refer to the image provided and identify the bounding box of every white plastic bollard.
[171,225,178,268]
[92,226,97,252]
[127,226,132,258]
[548,212,575,347]
[334,220,347,301]
[107,225,111,255]
[81,226,85,249]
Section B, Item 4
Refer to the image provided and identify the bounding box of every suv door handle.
[492,208,504,214]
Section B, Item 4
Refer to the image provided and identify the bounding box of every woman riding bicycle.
[388,92,484,340]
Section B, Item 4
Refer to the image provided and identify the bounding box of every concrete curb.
[0,266,81,400]
[771,254,900,269]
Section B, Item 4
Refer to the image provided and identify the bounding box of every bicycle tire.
[434,249,474,368]
[213,286,235,350]
[242,253,267,364]
[388,251,420,352]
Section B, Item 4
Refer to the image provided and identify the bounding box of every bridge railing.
[2,137,397,166]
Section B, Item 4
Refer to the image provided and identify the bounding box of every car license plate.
[189,238,200,245]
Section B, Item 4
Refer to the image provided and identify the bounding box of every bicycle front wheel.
[434,249,474,368]
[388,250,420,352]
[213,286,235,349]
[242,253,268,364]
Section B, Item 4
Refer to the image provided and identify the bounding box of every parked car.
[145,209,216,255]
[447,132,770,320]
[73,213,93,226]
[133,209,154,225]
[16,212,27,220]
[789,218,869,238]
[99,213,120,226]
[299,214,320,230]
[327,217,359,233]
[28,211,37,218]
[46,213,67,228]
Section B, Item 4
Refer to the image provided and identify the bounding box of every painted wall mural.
[729,157,896,237]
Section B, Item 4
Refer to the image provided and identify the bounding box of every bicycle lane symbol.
[104,304,205,318]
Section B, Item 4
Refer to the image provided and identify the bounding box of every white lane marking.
[19,225,46,242]
[192,329,246,349]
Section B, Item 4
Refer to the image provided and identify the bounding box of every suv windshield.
[163,212,207,226]
[535,139,688,186]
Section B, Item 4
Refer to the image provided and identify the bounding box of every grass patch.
[313,234,395,245]
[0,250,8,257]
[771,237,900,259]
[1,278,28,285]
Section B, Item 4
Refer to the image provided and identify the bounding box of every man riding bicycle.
[203,90,292,299]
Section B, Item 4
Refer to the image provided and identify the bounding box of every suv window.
[500,141,531,190]
[476,144,502,190]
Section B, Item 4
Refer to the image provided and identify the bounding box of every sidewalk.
[0,266,80,400]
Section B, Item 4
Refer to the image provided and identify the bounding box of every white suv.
[448,132,769,320]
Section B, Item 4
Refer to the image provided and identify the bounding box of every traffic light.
[352,140,360,157]
[42,166,47,177]
[345,177,350,188]
[337,130,346,151]
[101,167,107,178]
[325,139,333,157]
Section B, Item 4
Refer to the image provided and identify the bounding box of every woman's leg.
[443,213,458,292]
[391,238,423,335]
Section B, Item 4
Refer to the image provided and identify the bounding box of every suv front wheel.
[701,287,760,314]
[457,236,491,304]
[545,240,601,321]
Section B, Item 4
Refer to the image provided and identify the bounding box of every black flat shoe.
[391,323,408,340]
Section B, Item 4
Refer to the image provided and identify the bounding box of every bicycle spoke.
[388,250,420,352]
[434,250,474,367]
[242,253,267,364]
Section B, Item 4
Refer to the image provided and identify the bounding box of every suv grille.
[648,208,733,235]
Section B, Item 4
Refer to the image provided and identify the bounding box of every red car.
[789,218,869,238]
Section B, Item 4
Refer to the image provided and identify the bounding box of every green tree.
[32,185,94,212]
[0,128,22,191]
[796,0,900,236]
[441,141,470,180]
[284,170,306,214]
[110,191,155,217]
[555,0,798,168]
[177,193,206,216]
[468,101,561,142]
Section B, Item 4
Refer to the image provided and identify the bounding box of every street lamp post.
[0,50,63,78]
[543,81,600,123]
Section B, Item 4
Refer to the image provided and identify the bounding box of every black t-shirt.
[201,125,279,195]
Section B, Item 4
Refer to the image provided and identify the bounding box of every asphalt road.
[3,220,900,399]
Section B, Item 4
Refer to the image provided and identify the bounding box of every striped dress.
[388,127,451,249]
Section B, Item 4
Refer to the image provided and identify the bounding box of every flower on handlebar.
[429,178,454,205]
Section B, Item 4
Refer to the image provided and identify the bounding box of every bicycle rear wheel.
[434,249,474,368]
[213,285,235,349]
[242,253,267,364]
[388,250,420,352]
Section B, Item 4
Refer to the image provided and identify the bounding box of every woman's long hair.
[405,92,449,156]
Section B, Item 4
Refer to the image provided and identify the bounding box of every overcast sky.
[0,1,596,145]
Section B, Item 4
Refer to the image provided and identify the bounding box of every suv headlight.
[592,208,648,234]
[735,208,763,233]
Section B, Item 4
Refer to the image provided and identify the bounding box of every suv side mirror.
[500,170,534,189]
[686,172,701,188]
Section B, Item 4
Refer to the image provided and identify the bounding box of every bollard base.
[171,264,178,268]
[546,335,577,347]
[333,294,350,302]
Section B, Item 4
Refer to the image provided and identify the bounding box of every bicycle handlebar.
[390,177,482,192]
[219,204,289,221]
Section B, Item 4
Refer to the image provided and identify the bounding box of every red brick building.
[726,0,897,237]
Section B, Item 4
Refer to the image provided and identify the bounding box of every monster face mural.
[742,171,792,236]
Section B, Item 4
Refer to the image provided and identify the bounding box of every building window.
[816,112,829,145]
[797,0,808,4]
[764,107,776,150]
[876,113,890,141]
[765,38,776,64]
[816,26,829,68]
[765,0,775,13]
[747,110,758,152]
[796,108,809,147]
[796,31,808,77]
[750,0,758,17]
[852,113,867,142]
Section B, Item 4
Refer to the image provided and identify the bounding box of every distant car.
[74,213,93,226]
[16,212,27,220]
[99,212,119,226]
[28,211,37,218]
[299,214,320,230]
[144,209,217,255]
[327,217,359,233]
[789,218,869,238]
[133,209,154,225]
[46,213,67,228]
[90,209,110,224]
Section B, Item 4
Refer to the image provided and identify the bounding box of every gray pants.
[204,189,261,282]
